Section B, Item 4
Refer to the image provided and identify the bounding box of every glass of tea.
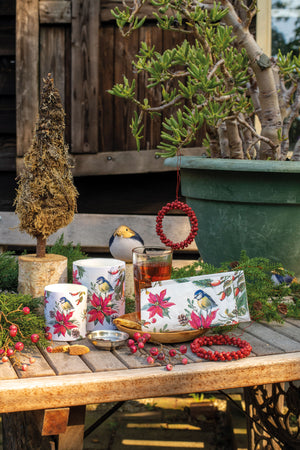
[132,246,173,318]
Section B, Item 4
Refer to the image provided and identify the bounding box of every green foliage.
[172,251,299,323]
[0,292,48,349]
[0,251,18,292]
[47,234,88,282]
[110,2,252,157]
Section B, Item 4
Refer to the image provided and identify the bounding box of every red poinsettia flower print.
[72,269,81,285]
[189,309,218,329]
[53,310,77,337]
[88,293,117,325]
[147,290,175,319]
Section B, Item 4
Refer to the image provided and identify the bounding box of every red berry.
[143,333,151,341]
[127,339,135,347]
[130,345,137,354]
[9,324,17,331]
[179,345,187,354]
[29,357,35,364]
[23,307,30,315]
[169,349,177,357]
[45,332,52,341]
[46,346,53,353]
[133,332,141,341]
[21,364,28,371]
[30,334,40,343]
[157,352,165,361]
[15,342,24,351]
[166,364,173,371]
[2,356,9,363]
[150,347,159,356]
[181,358,188,365]
[147,356,155,365]
[6,348,14,357]
[0,348,4,355]
[138,342,144,349]
[9,329,17,337]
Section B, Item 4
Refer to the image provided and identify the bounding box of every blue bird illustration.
[96,276,114,295]
[59,297,74,311]
[194,289,217,312]
[109,225,144,262]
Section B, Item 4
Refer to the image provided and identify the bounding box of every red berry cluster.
[127,332,189,371]
[0,306,53,370]
[190,335,252,361]
[156,200,198,249]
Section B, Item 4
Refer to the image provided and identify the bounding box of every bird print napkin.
[140,270,250,332]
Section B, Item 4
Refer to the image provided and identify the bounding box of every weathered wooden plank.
[16,0,39,158]
[0,211,198,252]
[99,25,115,151]
[40,26,66,106]
[12,346,55,379]
[113,25,139,151]
[40,341,92,375]
[39,0,71,24]
[71,0,99,153]
[17,148,202,176]
[261,320,300,343]
[239,322,300,353]
[72,339,128,372]
[0,352,300,413]
[0,359,18,380]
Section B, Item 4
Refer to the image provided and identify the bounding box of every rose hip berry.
[150,347,159,356]
[29,357,36,364]
[166,364,173,371]
[130,345,137,354]
[6,348,14,357]
[133,332,141,341]
[157,352,165,361]
[147,356,155,365]
[45,332,52,341]
[127,339,135,347]
[23,307,30,315]
[46,346,53,353]
[2,356,9,363]
[30,334,40,343]
[14,342,24,351]
[21,364,28,371]
[169,349,177,357]
[179,345,187,354]
[181,357,188,365]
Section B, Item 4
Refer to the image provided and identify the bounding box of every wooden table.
[1,319,300,449]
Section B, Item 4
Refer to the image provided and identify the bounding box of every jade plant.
[14,74,78,257]
[109,0,300,160]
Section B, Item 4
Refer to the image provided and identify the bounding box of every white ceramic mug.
[72,258,126,331]
[44,283,88,341]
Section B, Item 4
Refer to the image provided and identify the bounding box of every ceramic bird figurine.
[59,297,74,312]
[109,225,144,262]
[96,276,114,295]
[194,289,217,312]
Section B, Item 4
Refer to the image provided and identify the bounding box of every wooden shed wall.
[12,0,203,177]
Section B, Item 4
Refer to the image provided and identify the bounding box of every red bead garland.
[190,335,252,361]
[156,200,198,250]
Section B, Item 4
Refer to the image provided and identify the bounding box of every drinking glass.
[132,246,173,318]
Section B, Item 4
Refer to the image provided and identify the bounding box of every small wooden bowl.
[114,312,205,344]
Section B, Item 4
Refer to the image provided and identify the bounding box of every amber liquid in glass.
[133,261,172,318]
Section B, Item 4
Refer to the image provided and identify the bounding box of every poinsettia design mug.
[44,283,88,341]
[72,258,126,332]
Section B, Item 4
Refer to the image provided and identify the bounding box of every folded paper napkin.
[140,270,250,332]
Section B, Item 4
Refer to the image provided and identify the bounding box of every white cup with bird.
[44,283,88,341]
[73,258,126,332]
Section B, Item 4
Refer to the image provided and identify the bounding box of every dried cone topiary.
[14,74,78,257]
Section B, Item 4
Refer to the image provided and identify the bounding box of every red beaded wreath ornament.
[156,162,198,249]
[190,335,252,361]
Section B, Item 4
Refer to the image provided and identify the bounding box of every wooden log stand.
[18,254,68,298]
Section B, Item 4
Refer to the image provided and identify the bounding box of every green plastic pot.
[165,157,300,277]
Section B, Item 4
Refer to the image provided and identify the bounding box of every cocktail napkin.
[140,270,250,332]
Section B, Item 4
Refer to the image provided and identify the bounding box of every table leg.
[56,405,86,450]
[244,382,300,449]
